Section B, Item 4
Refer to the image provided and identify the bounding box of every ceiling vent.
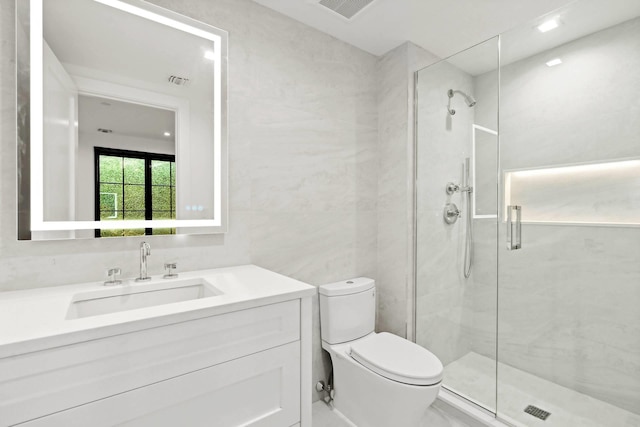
[168,75,190,86]
[315,0,377,20]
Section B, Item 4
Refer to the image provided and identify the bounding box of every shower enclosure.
[414,0,640,425]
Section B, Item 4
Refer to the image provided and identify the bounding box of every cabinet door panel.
[1,301,299,426]
[20,342,301,427]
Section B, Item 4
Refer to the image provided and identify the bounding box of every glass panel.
[101,228,145,238]
[124,157,145,184]
[96,152,176,237]
[99,184,123,212]
[152,211,172,220]
[99,156,122,184]
[152,186,171,211]
[100,210,122,221]
[123,210,145,221]
[100,229,124,238]
[151,160,171,185]
[414,37,499,413]
[123,184,145,211]
[497,1,640,425]
[152,228,175,235]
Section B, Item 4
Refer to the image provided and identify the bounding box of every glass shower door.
[497,1,640,425]
[414,36,499,414]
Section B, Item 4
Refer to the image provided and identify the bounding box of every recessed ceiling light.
[546,58,562,67]
[204,50,216,61]
[537,19,559,33]
[164,131,171,137]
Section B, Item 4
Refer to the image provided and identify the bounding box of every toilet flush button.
[346,281,354,284]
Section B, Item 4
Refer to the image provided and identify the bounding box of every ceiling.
[79,95,176,144]
[44,0,216,146]
[44,0,215,99]
[252,0,575,57]
[446,0,640,75]
[252,0,640,71]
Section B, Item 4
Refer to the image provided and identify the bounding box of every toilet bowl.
[319,278,443,427]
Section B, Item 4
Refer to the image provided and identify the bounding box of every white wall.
[1,0,378,401]
[42,42,78,229]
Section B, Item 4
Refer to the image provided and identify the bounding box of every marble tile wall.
[375,42,437,339]
[471,17,640,414]
[376,43,412,338]
[0,0,378,401]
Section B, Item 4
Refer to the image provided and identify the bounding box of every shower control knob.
[446,182,460,195]
[443,203,461,225]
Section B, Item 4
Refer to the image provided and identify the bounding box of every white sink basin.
[66,278,222,319]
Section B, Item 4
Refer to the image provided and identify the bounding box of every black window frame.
[94,147,176,238]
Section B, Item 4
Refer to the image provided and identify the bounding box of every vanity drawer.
[0,300,300,426]
[20,341,301,427]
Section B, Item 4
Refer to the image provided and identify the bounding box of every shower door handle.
[507,205,522,250]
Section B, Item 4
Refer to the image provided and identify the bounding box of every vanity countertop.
[0,265,316,359]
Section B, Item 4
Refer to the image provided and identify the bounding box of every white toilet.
[319,278,443,427]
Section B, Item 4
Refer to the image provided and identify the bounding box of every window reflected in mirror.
[95,148,176,238]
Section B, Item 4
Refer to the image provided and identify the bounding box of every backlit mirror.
[17,0,228,240]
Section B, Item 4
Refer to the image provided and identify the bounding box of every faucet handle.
[163,262,178,279]
[104,267,122,286]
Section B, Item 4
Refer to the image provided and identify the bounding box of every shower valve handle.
[443,203,461,224]
[446,182,460,195]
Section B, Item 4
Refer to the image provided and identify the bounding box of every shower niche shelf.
[504,158,640,227]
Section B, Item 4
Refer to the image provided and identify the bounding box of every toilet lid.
[350,333,443,386]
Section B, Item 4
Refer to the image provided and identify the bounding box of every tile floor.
[312,399,474,427]
[445,352,640,427]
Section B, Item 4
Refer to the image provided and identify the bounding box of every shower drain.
[524,405,551,420]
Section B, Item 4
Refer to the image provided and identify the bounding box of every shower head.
[447,89,477,115]
[464,94,477,107]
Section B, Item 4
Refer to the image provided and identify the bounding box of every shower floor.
[444,352,640,427]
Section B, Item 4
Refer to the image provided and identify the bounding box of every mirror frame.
[19,0,228,237]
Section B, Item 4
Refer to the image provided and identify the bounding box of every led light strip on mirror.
[28,0,226,232]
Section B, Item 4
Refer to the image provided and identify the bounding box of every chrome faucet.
[135,242,151,282]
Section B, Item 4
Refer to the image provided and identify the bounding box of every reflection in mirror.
[17,0,228,240]
[81,96,176,238]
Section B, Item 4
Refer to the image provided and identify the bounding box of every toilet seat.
[349,332,443,386]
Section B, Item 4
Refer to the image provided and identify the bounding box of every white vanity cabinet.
[0,266,314,427]
[19,342,302,427]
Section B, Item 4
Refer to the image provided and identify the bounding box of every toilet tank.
[319,278,375,345]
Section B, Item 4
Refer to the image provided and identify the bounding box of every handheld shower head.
[447,89,477,115]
